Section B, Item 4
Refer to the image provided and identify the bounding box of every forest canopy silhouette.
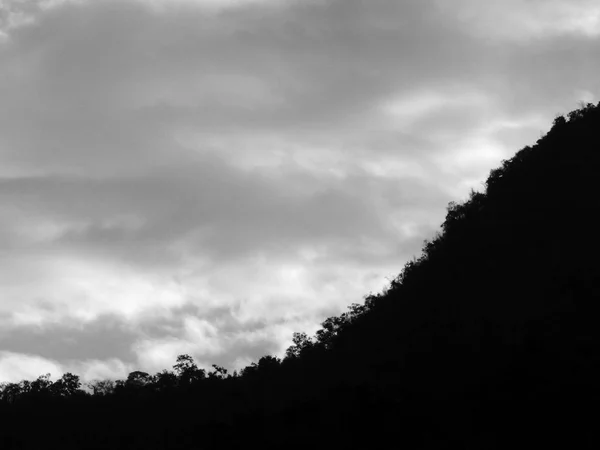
[1,103,599,448]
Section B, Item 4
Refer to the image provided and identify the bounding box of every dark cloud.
[0,151,449,268]
[0,314,138,363]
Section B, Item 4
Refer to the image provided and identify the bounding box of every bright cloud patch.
[0,254,187,325]
[441,0,600,40]
[0,352,63,383]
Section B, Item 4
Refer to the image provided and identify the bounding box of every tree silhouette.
[125,371,152,389]
[87,379,115,396]
[51,373,82,397]
[284,332,313,359]
[173,354,206,386]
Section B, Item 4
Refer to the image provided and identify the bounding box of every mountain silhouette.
[1,102,599,449]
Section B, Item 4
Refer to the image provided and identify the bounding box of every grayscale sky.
[0,0,598,382]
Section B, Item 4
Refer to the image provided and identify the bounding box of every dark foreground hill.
[1,103,600,449]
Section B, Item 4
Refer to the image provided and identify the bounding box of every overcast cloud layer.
[0,0,598,382]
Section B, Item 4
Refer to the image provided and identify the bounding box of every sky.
[0,0,598,383]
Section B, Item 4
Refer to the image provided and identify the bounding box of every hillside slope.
[265,102,600,448]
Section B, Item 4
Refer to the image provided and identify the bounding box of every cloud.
[0,0,598,379]
[0,352,63,383]
[439,0,600,40]
[0,315,139,362]
[0,350,131,384]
